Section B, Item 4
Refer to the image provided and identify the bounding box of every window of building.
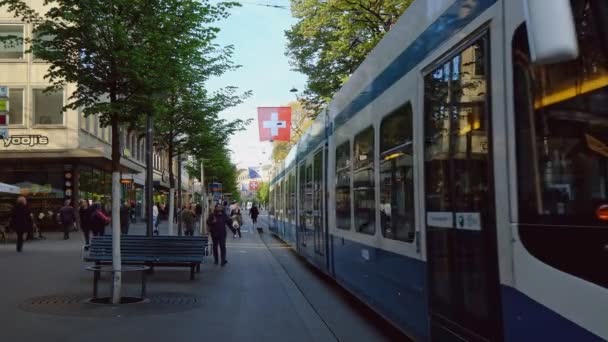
[8,88,23,125]
[353,127,375,235]
[32,30,57,61]
[380,103,415,242]
[0,25,24,59]
[512,0,608,290]
[33,88,63,125]
[335,141,351,230]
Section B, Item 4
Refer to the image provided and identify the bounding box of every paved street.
[0,212,401,342]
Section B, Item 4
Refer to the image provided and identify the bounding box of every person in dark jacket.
[8,196,34,252]
[78,199,94,247]
[58,199,76,240]
[206,204,234,266]
[119,200,130,235]
[250,204,260,224]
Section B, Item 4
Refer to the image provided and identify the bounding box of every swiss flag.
[257,107,291,142]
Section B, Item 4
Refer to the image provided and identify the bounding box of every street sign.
[0,86,8,98]
[0,99,8,112]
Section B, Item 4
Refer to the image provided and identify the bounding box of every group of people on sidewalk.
[7,195,263,267]
[6,196,110,252]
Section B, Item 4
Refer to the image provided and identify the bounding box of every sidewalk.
[0,213,398,342]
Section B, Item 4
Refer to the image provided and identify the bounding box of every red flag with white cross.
[257,107,291,142]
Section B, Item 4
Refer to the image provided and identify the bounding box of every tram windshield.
[514,0,608,226]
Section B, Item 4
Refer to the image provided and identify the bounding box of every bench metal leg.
[196,264,201,273]
[190,265,195,280]
[141,270,147,298]
[93,270,100,299]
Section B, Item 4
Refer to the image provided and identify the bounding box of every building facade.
[0,5,191,229]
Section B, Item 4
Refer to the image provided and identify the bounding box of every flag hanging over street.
[257,107,291,142]
[248,167,262,179]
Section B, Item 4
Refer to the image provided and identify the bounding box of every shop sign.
[3,134,49,147]
[0,98,8,112]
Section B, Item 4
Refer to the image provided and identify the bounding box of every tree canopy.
[285,0,412,115]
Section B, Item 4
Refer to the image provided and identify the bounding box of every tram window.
[335,141,351,230]
[513,0,608,289]
[380,103,415,242]
[299,163,306,227]
[286,176,291,218]
[354,127,376,235]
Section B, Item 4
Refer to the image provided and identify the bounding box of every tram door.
[312,150,325,261]
[423,33,502,341]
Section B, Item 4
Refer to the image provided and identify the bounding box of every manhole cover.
[19,293,202,318]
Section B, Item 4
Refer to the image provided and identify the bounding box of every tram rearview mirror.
[524,0,579,64]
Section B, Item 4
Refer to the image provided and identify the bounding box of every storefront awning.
[0,182,20,194]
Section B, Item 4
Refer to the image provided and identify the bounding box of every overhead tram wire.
[239,1,289,10]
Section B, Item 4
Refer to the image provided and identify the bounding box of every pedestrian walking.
[231,208,243,238]
[120,200,130,235]
[8,196,35,252]
[153,202,160,235]
[78,199,95,248]
[58,199,76,240]
[182,204,195,236]
[207,204,235,267]
[250,204,259,225]
[90,203,110,236]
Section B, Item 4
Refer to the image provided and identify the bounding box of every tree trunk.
[177,152,183,236]
[110,112,122,304]
[167,139,175,236]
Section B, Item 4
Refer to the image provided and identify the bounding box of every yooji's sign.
[3,135,49,147]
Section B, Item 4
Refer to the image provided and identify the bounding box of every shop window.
[513,0,608,289]
[8,88,23,125]
[33,88,64,125]
[353,127,375,235]
[335,141,351,230]
[380,103,415,242]
[0,25,24,59]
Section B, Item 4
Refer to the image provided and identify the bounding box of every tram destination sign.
[3,134,49,147]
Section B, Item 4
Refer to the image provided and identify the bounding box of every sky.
[206,0,307,170]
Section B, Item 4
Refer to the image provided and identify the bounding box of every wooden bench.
[84,235,209,280]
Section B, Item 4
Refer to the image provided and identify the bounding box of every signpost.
[0,86,8,140]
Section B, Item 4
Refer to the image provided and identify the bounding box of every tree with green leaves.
[256,182,269,206]
[0,0,242,303]
[286,0,413,114]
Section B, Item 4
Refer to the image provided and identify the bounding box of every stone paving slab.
[0,213,397,342]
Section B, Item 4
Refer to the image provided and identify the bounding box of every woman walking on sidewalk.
[207,204,234,267]
[8,196,35,252]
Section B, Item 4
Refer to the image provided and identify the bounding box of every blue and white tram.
[268,0,608,340]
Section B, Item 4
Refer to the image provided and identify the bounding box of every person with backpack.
[58,199,76,240]
[182,204,195,236]
[90,203,109,236]
[231,208,243,238]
